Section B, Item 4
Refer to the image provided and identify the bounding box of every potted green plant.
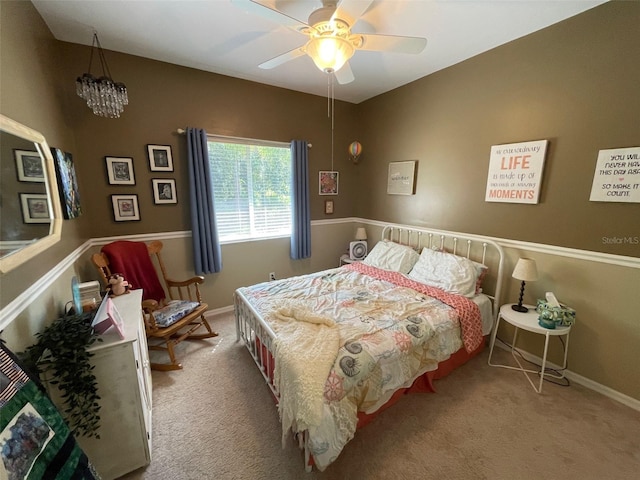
[20,311,103,439]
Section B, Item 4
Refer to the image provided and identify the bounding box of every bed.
[234,225,504,471]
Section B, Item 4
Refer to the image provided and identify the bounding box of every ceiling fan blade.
[331,0,374,27]
[334,61,355,84]
[259,46,306,69]
[232,0,309,30]
[359,33,427,54]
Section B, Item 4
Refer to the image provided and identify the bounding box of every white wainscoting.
[1,218,638,411]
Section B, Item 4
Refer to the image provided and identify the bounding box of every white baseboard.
[205,305,234,318]
[495,343,640,412]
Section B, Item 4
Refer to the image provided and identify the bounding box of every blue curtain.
[290,140,311,259]
[186,128,222,274]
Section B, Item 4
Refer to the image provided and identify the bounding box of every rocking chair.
[91,240,218,371]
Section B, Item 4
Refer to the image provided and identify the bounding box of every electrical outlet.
[269,272,276,281]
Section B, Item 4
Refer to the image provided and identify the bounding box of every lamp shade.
[512,258,538,282]
[355,227,367,240]
[306,36,355,73]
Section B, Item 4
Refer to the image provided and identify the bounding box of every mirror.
[0,114,62,274]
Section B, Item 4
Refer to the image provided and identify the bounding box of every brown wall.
[1,1,639,400]
[58,43,360,239]
[357,1,640,257]
[0,0,88,305]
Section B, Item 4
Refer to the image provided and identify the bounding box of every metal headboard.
[381,225,505,319]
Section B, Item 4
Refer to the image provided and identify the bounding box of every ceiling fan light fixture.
[306,35,355,73]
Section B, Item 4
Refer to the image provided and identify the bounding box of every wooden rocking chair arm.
[164,276,205,287]
[142,299,159,312]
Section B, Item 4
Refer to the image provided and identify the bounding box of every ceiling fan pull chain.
[330,74,335,171]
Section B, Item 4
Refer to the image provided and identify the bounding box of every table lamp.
[355,227,367,241]
[511,258,538,312]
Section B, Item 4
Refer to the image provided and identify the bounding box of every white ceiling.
[32,0,607,104]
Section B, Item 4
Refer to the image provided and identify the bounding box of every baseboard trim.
[495,343,640,411]
[206,305,234,318]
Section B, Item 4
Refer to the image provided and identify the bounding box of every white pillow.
[407,247,478,297]
[362,240,420,274]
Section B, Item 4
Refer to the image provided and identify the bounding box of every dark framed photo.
[15,149,45,182]
[152,178,177,204]
[147,145,173,172]
[111,194,140,222]
[106,156,135,185]
[51,148,82,219]
[20,193,50,223]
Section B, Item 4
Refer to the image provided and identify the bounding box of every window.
[207,137,292,242]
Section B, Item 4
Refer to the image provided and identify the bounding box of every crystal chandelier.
[76,32,128,118]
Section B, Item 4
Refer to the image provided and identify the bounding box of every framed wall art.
[106,157,135,185]
[15,149,45,182]
[20,193,50,223]
[485,139,548,204]
[319,171,339,195]
[589,146,640,203]
[152,178,177,204]
[51,148,82,219]
[147,144,173,172]
[387,161,417,195]
[111,194,140,222]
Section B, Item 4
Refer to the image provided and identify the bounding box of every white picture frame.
[15,149,45,182]
[147,144,174,172]
[20,193,50,223]
[319,171,339,195]
[111,194,140,221]
[106,156,136,185]
[152,178,177,204]
[589,146,640,203]
[387,161,417,195]
[485,140,548,204]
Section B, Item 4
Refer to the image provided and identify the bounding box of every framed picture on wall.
[19,193,50,223]
[111,194,140,221]
[15,149,45,182]
[106,156,135,185]
[319,171,339,195]
[152,178,177,204]
[387,160,417,195]
[51,148,82,219]
[147,145,174,172]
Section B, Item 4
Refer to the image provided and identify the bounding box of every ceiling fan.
[234,0,427,84]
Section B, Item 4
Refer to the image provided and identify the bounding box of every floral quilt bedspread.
[237,264,482,471]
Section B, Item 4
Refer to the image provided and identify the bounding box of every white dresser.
[76,290,153,479]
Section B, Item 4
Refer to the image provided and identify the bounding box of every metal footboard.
[234,290,313,470]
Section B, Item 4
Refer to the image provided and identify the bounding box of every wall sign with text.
[589,147,640,203]
[485,140,548,204]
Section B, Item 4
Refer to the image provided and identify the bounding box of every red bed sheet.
[254,335,486,429]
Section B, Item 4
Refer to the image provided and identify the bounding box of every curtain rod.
[176,128,311,147]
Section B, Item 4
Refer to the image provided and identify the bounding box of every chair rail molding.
[1,220,638,408]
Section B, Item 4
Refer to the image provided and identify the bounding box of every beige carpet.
[120,312,640,480]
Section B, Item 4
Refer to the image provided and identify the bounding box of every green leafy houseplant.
[20,311,103,439]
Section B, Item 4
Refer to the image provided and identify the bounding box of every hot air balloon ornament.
[348,141,362,164]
